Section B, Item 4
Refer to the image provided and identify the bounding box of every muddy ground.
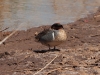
[0,10,100,75]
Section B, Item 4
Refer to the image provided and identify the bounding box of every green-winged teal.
[35,23,67,50]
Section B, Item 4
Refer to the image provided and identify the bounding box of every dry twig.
[33,54,60,75]
[0,27,9,32]
[0,23,25,45]
[45,68,62,75]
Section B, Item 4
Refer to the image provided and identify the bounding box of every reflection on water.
[0,0,100,30]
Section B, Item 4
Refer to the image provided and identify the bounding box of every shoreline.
[0,8,100,75]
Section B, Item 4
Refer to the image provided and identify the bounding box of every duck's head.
[51,23,64,30]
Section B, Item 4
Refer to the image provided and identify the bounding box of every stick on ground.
[0,23,25,45]
[33,54,59,75]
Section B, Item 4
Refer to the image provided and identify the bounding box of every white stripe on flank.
[52,32,55,40]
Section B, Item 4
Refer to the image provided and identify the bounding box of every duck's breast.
[54,29,67,41]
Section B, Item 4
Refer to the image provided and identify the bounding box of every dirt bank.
[0,9,100,75]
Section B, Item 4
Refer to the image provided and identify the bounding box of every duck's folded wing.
[39,31,54,42]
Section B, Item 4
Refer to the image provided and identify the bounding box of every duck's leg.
[49,45,51,50]
[54,46,56,50]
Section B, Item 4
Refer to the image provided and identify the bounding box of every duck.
[35,23,67,50]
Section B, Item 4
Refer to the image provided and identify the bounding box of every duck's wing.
[35,29,55,42]
[40,30,55,42]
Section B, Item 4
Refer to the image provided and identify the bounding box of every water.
[0,0,100,31]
